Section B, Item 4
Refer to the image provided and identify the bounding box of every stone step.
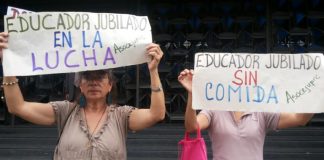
[0,124,323,160]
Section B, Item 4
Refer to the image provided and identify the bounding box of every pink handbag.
[178,126,208,160]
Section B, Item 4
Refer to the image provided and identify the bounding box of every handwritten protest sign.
[3,12,151,76]
[192,53,324,113]
[6,6,33,17]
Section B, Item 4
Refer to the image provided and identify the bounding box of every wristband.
[2,79,19,87]
[151,85,162,92]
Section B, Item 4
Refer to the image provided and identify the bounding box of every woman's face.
[79,71,112,102]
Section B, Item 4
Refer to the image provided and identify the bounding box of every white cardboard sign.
[3,12,152,76]
[193,53,324,113]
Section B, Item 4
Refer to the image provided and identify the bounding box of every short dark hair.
[74,69,118,105]
[76,69,115,84]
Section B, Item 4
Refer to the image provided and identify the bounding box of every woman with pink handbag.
[178,69,315,160]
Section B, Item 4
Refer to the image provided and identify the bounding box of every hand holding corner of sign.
[146,43,163,72]
[0,32,9,61]
[178,69,194,93]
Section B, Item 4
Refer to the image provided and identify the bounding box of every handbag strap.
[185,123,201,140]
[57,103,77,143]
[53,103,77,159]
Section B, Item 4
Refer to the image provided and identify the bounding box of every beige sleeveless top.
[50,101,134,160]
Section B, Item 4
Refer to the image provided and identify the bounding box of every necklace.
[83,107,106,148]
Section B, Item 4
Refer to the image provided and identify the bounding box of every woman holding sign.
[0,32,165,160]
[178,68,315,160]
